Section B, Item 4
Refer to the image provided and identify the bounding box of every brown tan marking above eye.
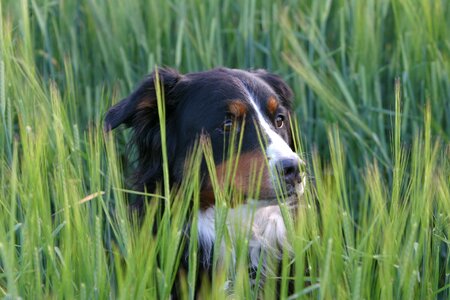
[267,96,279,115]
[227,99,248,118]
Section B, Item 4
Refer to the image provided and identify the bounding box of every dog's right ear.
[104,68,182,131]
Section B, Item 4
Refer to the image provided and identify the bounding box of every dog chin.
[270,176,307,202]
[256,188,305,206]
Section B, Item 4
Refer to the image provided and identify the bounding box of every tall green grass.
[1,0,449,298]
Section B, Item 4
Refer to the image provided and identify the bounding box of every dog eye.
[275,114,285,128]
[222,117,234,132]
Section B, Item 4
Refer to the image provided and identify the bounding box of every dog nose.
[276,158,304,185]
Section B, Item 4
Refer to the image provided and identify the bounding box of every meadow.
[0,0,449,298]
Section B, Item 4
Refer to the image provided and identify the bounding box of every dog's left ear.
[104,68,182,131]
[253,69,293,109]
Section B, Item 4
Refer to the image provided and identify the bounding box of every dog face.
[104,68,305,208]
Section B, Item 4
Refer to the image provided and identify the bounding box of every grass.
[1,0,449,298]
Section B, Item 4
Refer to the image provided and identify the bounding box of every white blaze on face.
[244,90,303,170]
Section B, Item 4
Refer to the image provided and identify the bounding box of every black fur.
[104,67,297,296]
[104,67,294,195]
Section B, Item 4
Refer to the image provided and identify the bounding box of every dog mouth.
[262,173,307,202]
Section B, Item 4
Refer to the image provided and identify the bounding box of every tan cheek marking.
[199,189,216,209]
[201,150,273,208]
[228,99,248,117]
[267,96,279,115]
[232,151,272,197]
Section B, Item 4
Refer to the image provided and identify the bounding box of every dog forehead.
[180,68,275,111]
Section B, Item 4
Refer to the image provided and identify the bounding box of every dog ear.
[253,69,293,109]
[104,68,182,131]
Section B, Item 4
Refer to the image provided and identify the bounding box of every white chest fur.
[197,200,293,272]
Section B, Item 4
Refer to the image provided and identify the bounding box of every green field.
[1,0,449,298]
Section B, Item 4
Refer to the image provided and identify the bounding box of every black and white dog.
[104,67,306,290]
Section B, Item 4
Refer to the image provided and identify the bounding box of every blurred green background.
[1,0,449,298]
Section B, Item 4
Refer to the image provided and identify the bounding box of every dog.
[104,67,306,294]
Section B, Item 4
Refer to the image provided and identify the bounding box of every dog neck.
[196,199,295,274]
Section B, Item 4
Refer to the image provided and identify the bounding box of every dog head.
[104,68,305,207]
